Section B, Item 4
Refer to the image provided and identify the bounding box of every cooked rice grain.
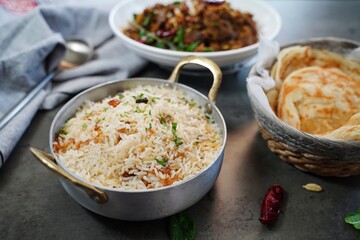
[53,85,222,190]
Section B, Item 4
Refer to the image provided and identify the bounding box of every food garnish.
[259,184,284,225]
[172,122,184,146]
[108,99,121,107]
[345,208,360,230]
[154,157,169,166]
[169,212,196,240]
[135,98,149,104]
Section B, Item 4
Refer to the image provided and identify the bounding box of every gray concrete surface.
[1,0,360,239]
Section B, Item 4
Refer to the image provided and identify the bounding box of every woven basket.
[258,126,360,177]
[247,37,360,177]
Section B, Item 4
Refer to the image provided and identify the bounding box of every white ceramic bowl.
[109,0,282,68]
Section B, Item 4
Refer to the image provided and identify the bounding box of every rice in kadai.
[53,85,222,190]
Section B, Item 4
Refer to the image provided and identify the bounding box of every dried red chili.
[259,184,284,225]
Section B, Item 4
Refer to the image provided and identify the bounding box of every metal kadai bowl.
[247,37,360,177]
[30,56,227,220]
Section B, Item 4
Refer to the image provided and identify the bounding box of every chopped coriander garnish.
[142,12,155,27]
[139,28,147,37]
[154,157,169,166]
[205,113,211,120]
[135,106,142,113]
[130,22,177,50]
[159,114,171,126]
[171,122,178,135]
[103,107,109,112]
[96,117,105,123]
[182,97,189,104]
[133,93,145,100]
[82,124,87,130]
[155,41,165,48]
[185,41,200,52]
[171,122,183,146]
[118,94,125,99]
[145,36,155,44]
[149,110,152,115]
[189,101,196,107]
[173,25,185,48]
[150,96,160,103]
[57,129,68,135]
[174,136,183,146]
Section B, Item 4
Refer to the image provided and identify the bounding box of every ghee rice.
[53,85,223,190]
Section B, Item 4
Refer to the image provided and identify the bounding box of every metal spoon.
[0,39,93,130]
[59,39,93,69]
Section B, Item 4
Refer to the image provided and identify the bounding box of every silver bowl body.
[50,78,227,220]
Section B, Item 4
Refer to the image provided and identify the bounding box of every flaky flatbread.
[272,45,360,83]
[277,66,360,136]
[268,46,360,114]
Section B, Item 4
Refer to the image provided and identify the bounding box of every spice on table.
[259,184,284,225]
[302,183,323,192]
[135,98,148,104]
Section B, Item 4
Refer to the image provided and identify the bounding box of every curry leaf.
[174,25,185,44]
[345,208,360,230]
[131,22,177,50]
[185,41,200,52]
[169,212,196,240]
[142,12,155,27]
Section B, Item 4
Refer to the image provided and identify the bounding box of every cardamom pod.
[302,183,323,192]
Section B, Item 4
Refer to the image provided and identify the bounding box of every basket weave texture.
[258,126,360,177]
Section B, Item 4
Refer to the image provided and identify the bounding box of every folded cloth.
[0,5,147,167]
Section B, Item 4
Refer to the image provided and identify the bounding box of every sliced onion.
[205,0,225,6]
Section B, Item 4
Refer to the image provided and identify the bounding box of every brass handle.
[29,147,108,204]
[168,56,222,105]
